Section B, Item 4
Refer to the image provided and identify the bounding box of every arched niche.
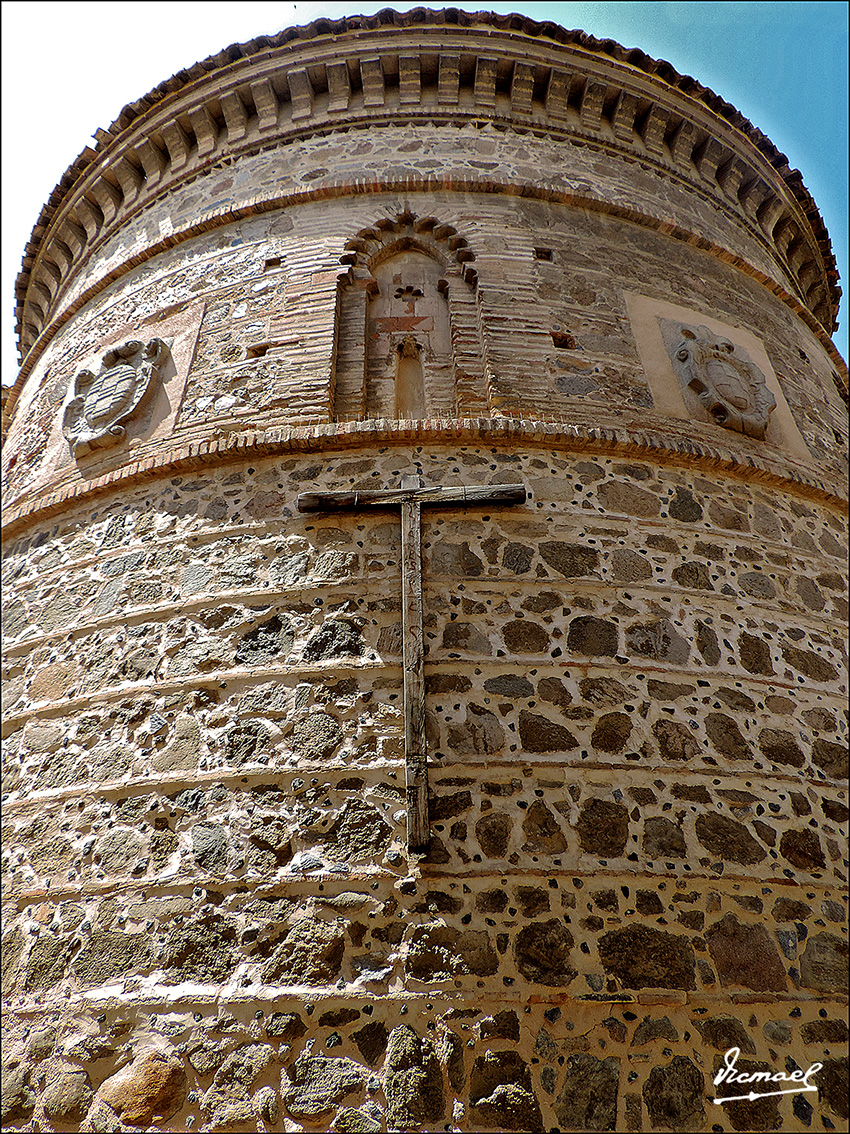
[332,213,488,421]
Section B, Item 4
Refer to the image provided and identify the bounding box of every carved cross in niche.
[297,476,527,851]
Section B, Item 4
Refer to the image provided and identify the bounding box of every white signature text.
[713,1046,822,1104]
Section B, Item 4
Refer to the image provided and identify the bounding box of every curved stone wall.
[2,10,847,1134]
[3,194,847,515]
[3,440,848,1130]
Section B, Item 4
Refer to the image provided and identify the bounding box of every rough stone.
[470,1050,543,1132]
[441,621,492,653]
[799,932,849,992]
[521,801,567,854]
[779,828,825,870]
[224,718,269,765]
[642,1057,704,1131]
[407,926,498,979]
[483,674,533,697]
[94,827,145,874]
[283,1051,363,1117]
[192,823,229,874]
[40,1060,94,1121]
[598,926,696,989]
[772,898,812,922]
[539,541,598,577]
[235,614,293,664]
[579,676,630,704]
[652,718,700,761]
[265,1013,307,1041]
[518,711,577,753]
[72,930,152,986]
[24,1026,56,1063]
[673,561,714,589]
[758,727,805,768]
[705,914,787,991]
[611,548,652,581]
[352,1021,388,1065]
[97,1047,187,1126]
[24,934,75,991]
[599,481,659,517]
[302,620,365,661]
[384,1025,445,1127]
[592,711,632,753]
[811,738,848,778]
[289,712,344,759]
[440,1030,466,1091]
[635,890,664,914]
[576,798,630,857]
[431,541,484,576]
[332,1106,383,1132]
[626,618,689,663]
[326,798,391,860]
[475,811,513,857]
[705,712,750,760]
[263,919,346,984]
[448,704,504,754]
[694,1015,756,1054]
[0,1061,35,1125]
[154,714,202,770]
[513,920,575,985]
[161,916,239,982]
[815,1057,849,1120]
[503,542,533,573]
[632,1016,679,1045]
[695,620,722,665]
[537,676,572,709]
[739,631,774,674]
[503,618,549,652]
[554,1053,619,1130]
[568,616,618,656]
[695,812,766,864]
[668,488,702,521]
[781,645,837,682]
[480,1011,520,1041]
[801,1018,849,1044]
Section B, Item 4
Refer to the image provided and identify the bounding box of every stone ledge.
[2,417,846,537]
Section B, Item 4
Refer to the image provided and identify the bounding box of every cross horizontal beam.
[296,483,526,512]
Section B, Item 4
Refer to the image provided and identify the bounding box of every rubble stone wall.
[3,446,847,1131]
[2,10,847,1133]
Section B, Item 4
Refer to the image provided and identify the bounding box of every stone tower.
[1,9,847,1133]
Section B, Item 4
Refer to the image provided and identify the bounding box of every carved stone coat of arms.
[62,338,168,457]
[664,322,776,440]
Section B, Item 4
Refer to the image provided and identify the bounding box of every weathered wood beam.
[400,474,428,851]
[296,483,526,511]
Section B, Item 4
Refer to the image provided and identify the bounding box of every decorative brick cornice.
[2,417,846,539]
[14,8,841,375]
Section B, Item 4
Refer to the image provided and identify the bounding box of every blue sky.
[2,1,847,383]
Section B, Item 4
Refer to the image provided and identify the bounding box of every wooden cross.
[297,476,527,851]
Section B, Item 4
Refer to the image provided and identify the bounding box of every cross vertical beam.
[297,477,526,852]
[400,474,428,849]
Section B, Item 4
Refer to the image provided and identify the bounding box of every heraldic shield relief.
[62,338,169,457]
[664,322,776,440]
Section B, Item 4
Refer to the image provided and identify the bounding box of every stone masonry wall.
[2,446,847,1131]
